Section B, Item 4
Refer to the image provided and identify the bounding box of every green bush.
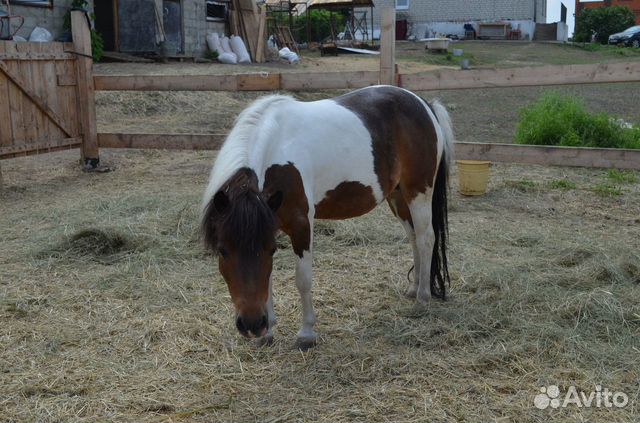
[294,10,346,43]
[515,92,640,149]
[574,6,636,44]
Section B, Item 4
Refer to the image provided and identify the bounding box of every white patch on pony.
[251,98,384,206]
[202,94,294,211]
[295,249,317,341]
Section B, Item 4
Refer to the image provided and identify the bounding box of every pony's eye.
[218,247,229,258]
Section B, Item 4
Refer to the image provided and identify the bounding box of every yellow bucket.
[456,160,491,196]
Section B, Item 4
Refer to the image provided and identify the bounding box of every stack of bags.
[206,33,251,64]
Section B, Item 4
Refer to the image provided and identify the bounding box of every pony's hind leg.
[387,188,420,298]
[406,189,435,305]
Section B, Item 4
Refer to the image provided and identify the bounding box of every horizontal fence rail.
[93,71,381,92]
[455,142,640,170]
[93,62,640,93]
[96,133,640,170]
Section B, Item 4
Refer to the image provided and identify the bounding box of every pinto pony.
[202,85,454,348]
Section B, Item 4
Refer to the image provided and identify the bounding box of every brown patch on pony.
[386,186,413,228]
[334,86,439,202]
[315,181,377,220]
[263,162,311,258]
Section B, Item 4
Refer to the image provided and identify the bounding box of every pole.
[71,10,99,169]
[379,7,395,85]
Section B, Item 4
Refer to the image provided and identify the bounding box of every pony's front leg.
[292,218,317,350]
[295,252,317,349]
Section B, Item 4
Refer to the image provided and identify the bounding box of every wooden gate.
[0,12,97,165]
[0,41,81,159]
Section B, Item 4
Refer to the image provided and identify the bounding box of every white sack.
[220,36,234,54]
[29,26,53,42]
[217,52,238,64]
[230,35,251,63]
[278,47,299,63]
[206,32,224,56]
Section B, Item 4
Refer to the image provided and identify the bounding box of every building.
[575,0,640,24]
[365,0,551,40]
[3,0,225,57]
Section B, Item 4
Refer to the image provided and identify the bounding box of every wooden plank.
[0,43,13,148]
[455,142,640,170]
[0,50,75,60]
[0,137,82,159]
[57,74,77,86]
[23,43,47,144]
[54,44,80,137]
[379,7,396,86]
[46,43,67,144]
[401,62,640,91]
[94,74,238,91]
[281,71,380,90]
[72,10,99,164]
[255,5,267,64]
[98,133,226,150]
[14,43,39,143]
[0,60,72,137]
[2,43,26,147]
[237,73,280,91]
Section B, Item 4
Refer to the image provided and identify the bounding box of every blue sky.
[547,0,576,36]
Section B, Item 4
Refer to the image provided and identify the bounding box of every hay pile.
[1,150,639,422]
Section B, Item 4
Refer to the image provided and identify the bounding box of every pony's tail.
[429,100,454,300]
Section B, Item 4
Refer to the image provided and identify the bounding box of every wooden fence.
[0,12,97,165]
[1,8,640,171]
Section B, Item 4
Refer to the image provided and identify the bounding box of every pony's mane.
[201,168,277,255]
[202,94,293,211]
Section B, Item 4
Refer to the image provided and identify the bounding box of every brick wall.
[575,0,640,24]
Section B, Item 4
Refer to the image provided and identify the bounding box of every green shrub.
[607,169,638,184]
[593,182,624,197]
[549,179,577,190]
[574,6,636,44]
[515,92,640,149]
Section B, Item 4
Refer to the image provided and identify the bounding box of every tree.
[574,6,636,44]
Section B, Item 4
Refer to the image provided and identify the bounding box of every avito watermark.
[534,385,629,410]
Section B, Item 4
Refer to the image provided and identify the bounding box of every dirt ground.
[1,41,640,422]
[1,148,639,422]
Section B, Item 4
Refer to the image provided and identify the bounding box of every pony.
[201,85,454,349]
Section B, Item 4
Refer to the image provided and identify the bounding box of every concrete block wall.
[7,0,93,41]
[182,0,225,56]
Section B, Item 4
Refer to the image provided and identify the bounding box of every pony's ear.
[213,190,230,213]
[266,191,283,212]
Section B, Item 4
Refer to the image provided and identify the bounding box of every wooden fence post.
[71,10,99,169]
[380,7,396,86]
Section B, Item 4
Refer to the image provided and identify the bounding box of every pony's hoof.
[295,337,318,351]
[416,291,431,305]
[404,286,417,298]
[254,334,274,347]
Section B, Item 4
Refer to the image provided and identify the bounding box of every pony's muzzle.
[236,314,268,338]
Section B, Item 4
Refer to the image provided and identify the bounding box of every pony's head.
[202,168,282,338]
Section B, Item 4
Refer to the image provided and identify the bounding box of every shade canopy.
[308,0,374,9]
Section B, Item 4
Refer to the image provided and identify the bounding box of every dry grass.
[1,148,639,422]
